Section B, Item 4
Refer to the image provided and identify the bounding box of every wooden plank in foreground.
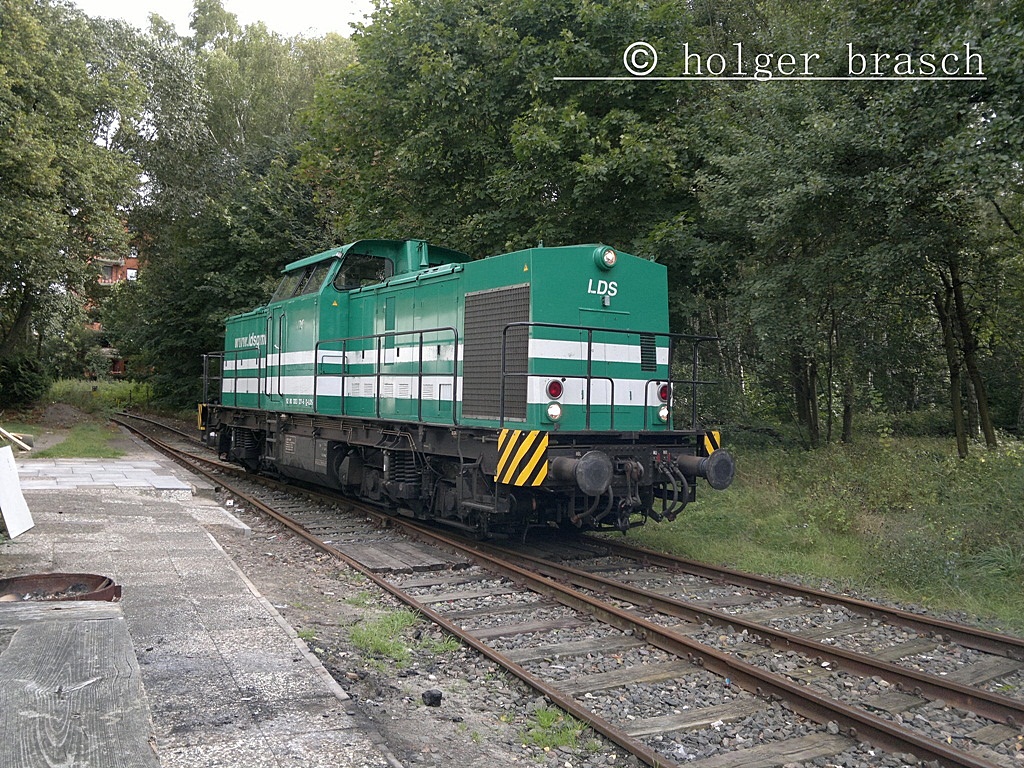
[561,659,696,695]
[0,606,159,768]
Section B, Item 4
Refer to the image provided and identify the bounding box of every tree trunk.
[934,289,968,458]
[966,377,980,439]
[792,352,820,448]
[948,261,997,447]
[807,358,820,448]
[1018,386,1024,434]
[826,309,837,444]
[841,377,855,443]
[0,289,36,358]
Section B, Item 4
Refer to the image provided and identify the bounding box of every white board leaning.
[0,445,34,538]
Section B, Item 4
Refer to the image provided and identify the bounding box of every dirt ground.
[1,403,90,452]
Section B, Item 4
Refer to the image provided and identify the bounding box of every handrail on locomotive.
[497,321,718,431]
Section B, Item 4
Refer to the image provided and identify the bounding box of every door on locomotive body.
[374,286,428,422]
[264,270,302,409]
[412,275,460,425]
[265,261,331,412]
[326,251,396,419]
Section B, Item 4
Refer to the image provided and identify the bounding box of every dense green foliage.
[0,0,146,388]
[114,4,355,403]
[46,378,154,414]
[0,352,48,406]
[3,0,1022,444]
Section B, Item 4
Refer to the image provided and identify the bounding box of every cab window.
[297,262,331,295]
[271,271,303,302]
[271,262,332,302]
[333,254,394,291]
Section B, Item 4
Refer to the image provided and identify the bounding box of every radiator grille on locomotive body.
[640,333,657,372]
[463,284,530,421]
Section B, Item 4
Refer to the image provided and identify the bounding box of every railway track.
[113,413,1024,768]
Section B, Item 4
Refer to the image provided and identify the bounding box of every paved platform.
[1,443,402,768]
[16,457,193,492]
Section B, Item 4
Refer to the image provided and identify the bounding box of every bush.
[0,354,50,407]
[47,378,153,414]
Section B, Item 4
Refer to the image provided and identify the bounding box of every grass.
[348,609,420,664]
[344,590,377,608]
[521,706,586,750]
[30,423,126,459]
[0,421,37,437]
[419,634,462,654]
[627,435,1024,632]
[348,608,462,666]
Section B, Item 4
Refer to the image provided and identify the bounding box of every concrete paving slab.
[17,455,194,493]
[2,452,403,768]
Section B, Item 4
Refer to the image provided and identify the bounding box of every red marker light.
[547,380,564,399]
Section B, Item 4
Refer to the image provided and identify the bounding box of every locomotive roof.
[282,239,472,276]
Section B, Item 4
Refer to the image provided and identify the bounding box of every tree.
[0,0,145,374]
[118,1,354,403]
[689,0,1024,449]
[303,0,747,256]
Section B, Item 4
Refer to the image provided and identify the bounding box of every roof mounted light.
[594,246,617,270]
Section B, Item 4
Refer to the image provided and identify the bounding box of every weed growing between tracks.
[522,706,585,749]
[629,436,1024,632]
[349,608,423,665]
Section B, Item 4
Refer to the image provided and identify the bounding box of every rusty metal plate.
[0,573,121,602]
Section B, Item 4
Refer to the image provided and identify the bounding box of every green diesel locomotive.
[200,239,733,536]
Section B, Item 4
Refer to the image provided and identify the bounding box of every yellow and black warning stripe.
[703,430,721,456]
[495,429,548,487]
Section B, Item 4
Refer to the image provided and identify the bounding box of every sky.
[72,0,377,38]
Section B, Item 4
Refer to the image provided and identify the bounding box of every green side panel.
[221,308,267,409]
[456,244,672,432]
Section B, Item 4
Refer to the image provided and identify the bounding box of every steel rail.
[588,536,1024,662]
[479,541,1024,726]
[116,419,1008,768]
[396,520,1007,768]
[115,411,205,445]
